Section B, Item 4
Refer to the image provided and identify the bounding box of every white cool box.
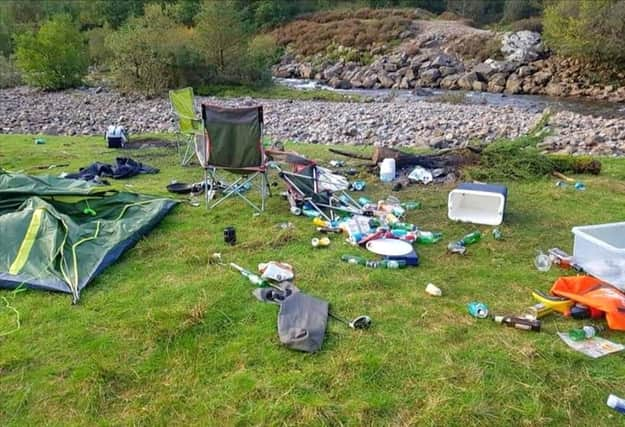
[572,222,625,289]
[448,183,508,226]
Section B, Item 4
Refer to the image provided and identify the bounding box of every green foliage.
[445,0,507,24]
[543,0,625,66]
[97,0,147,29]
[86,25,114,69]
[502,0,542,23]
[105,5,199,96]
[14,14,88,90]
[0,56,21,88]
[366,0,447,13]
[174,0,202,26]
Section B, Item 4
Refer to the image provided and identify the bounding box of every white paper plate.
[365,238,413,257]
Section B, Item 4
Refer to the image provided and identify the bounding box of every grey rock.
[532,70,552,86]
[431,53,455,68]
[501,31,545,63]
[505,75,522,94]
[457,72,479,90]
[420,68,441,84]
[440,74,461,90]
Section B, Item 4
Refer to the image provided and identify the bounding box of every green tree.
[446,0,506,24]
[502,0,542,23]
[543,0,625,66]
[14,14,88,90]
[194,0,248,78]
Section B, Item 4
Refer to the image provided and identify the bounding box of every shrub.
[543,0,625,67]
[447,33,503,62]
[86,25,114,69]
[509,16,543,33]
[14,14,88,90]
[0,56,21,88]
[244,34,281,84]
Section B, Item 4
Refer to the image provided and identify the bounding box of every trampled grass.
[1,134,625,426]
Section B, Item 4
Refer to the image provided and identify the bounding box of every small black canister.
[224,226,236,245]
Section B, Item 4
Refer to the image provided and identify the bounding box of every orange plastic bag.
[550,276,625,330]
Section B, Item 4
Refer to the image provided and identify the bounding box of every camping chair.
[268,149,362,221]
[169,87,203,166]
[196,103,271,212]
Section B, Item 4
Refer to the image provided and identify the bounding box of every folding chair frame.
[169,88,203,167]
[204,167,271,213]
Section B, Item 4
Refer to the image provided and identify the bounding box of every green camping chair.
[169,87,203,166]
[196,103,271,212]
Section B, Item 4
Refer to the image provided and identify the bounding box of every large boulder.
[439,66,458,77]
[322,63,344,80]
[420,68,441,84]
[430,53,455,68]
[501,31,545,63]
[457,72,480,90]
[472,81,488,92]
[545,82,568,97]
[505,74,522,94]
[532,70,552,86]
[298,63,314,79]
[440,74,461,90]
[487,72,507,92]
[328,77,352,89]
[378,71,395,88]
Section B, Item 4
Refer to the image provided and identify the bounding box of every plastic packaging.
[467,302,489,318]
[607,394,625,414]
[534,250,553,272]
[379,158,396,182]
[408,166,433,184]
[258,262,294,282]
[568,325,602,341]
[425,283,442,296]
[351,180,366,191]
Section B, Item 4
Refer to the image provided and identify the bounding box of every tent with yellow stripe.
[0,171,177,302]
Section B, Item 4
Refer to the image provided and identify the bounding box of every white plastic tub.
[572,222,625,289]
[448,183,507,226]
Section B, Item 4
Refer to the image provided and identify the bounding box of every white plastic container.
[572,222,625,289]
[448,183,507,226]
[379,158,396,182]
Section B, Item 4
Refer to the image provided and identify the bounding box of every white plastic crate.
[572,222,625,289]
[448,183,507,226]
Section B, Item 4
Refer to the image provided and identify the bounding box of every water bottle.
[391,222,417,232]
[460,231,481,246]
[568,325,602,341]
[416,231,442,244]
[379,158,396,182]
[607,394,625,414]
[401,201,421,210]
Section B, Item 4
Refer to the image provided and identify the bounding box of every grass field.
[2,134,625,426]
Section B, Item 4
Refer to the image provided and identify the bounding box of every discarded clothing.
[65,157,159,182]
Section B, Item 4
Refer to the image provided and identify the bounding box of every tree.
[446,0,506,24]
[543,0,625,66]
[14,14,88,90]
[502,0,542,23]
[194,0,248,77]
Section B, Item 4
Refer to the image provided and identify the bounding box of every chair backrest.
[201,104,264,169]
[169,87,200,134]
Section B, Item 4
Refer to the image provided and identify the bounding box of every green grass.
[2,134,625,426]
[195,83,362,102]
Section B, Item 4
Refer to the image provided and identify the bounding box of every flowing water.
[276,78,625,119]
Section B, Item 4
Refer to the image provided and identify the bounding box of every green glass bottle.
[460,231,482,246]
[416,231,442,244]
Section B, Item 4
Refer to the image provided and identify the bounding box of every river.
[276,78,625,119]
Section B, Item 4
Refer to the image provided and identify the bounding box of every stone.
[420,68,441,84]
[440,74,460,90]
[517,65,536,78]
[299,63,313,79]
[322,63,344,80]
[383,62,398,73]
[489,73,508,88]
[545,82,567,97]
[328,77,352,89]
[505,75,522,94]
[472,81,488,92]
[457,72,479,90]
[439,66,457,77]
[362,75,377,89]
[431,53,455,68]
[501,31,545,63]
[532,70,552,86]
[378,72,394,88]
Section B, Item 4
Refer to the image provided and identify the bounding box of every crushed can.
[468,302,489,319]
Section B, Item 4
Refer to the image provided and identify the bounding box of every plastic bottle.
[493,315,541,332]
[460,231,482,246]
[607,394,625,414]
[416,231,442,244]
[492,228,503,240]
[391,222,417,232]
[568,325,602,341]
[534,250,552,272]
[379,158,396,182]
[341,255,406,269]
[401,201,421,210]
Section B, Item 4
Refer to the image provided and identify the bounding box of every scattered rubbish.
[534,250,552,272]
[459,231,482,246]
[531,289,574,314]
[401,201,421,210]
[351,180,366,191]
[523,303,553,320]
[276,222,294,230]
[425,283,442,296]
[317,226,342,233]
[447,241,467,255]
[570,304,592,319]
[574,182,586,191]
[392,182,403,192]
[290,206,302,216]
[448,183,507,226]
[379,158,396,182]
[311,237,330,248]
[492,228,503,240]
[568,325,603,341]
[357,196,372,206]
[224,226,236,245]
[366,238,414,257]
[408,166,433,184]
[230,262,270,287]
[66,157,159,182]
[189,196,201,207]
[467,302,489,319]
[345,168,358,176]
[571,222,625,287]
[555,180,567,188]
[258,261,294,282]
[493,315,541,332]
[329,160,345,167]
[417,231,443,244]
[209,253,223,264]
[329,312,372,330]
[341,255,406,269]
[558,332,624,358]
[607,395,625,414]
[34,137,46,145]
[548,248,574,269]
[302,203,321,218]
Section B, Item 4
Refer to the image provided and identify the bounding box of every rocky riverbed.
[1,86,625,155]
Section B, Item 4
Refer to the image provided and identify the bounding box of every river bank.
[1,86,624,155]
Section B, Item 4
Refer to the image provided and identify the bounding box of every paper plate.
[365,238,414,257]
